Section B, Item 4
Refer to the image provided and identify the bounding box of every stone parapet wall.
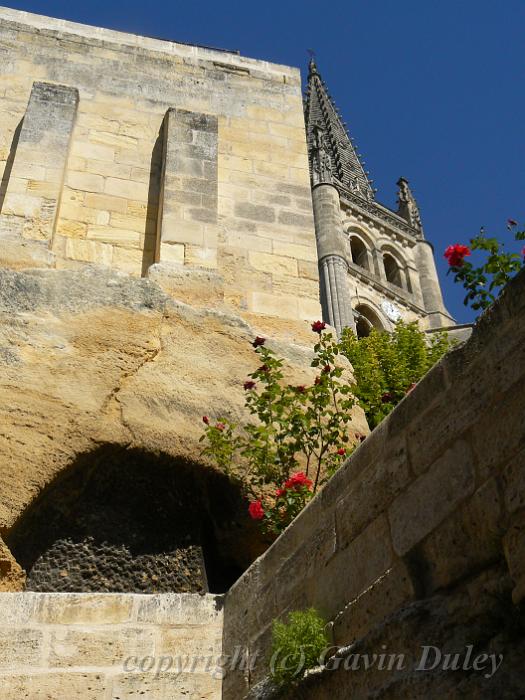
[223,267,525,698]
[0,591,223,699]
[0,7,320,324]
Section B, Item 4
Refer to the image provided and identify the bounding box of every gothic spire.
[304,58,374,199]
[396,177,424,236]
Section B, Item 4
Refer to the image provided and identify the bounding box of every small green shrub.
[269,608,329,687]
[340,320,453,428]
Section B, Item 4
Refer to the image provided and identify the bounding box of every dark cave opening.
[7,446,266,594]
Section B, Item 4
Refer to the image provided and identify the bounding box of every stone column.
[0,81,79,241]
[319,255,355,334]
[414,239,455,328]
[312,183,355,336]
[156,108,218,268]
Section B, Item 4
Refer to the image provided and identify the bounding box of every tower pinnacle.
[396,177,424,236]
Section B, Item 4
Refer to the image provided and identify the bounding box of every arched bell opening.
[349,236,370,271]
[355,304,385,339]
[6,445,265,595]
[383,252,404,288]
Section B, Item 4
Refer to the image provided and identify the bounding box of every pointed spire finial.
[307,49,317,77]
[396,177,424,236]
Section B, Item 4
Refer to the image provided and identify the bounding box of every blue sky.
[6,0,524,323]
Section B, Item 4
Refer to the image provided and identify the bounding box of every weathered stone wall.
[0,7,320,323]
[0,264,366,555]
[0,591,223,699]
[223,267,525,698]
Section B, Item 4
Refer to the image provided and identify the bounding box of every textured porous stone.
[0,265,366,590]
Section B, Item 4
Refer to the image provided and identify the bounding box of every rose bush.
[445,220,525,312]
[200,323,359,534]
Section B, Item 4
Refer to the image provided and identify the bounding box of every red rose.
[202,416,210,425]
[444,244,471,268]
[322,364,331,374]
[284,472,313,491]
[216,422,225,431]
[311,320,326,333]
[244,380,256,390]
[314,376,322,386]
[337,448,346,456]
[275,488,286,498]
[252,336,266,348]
[296,385,306,394]
[248,500,265,520]
[381,392,392,403]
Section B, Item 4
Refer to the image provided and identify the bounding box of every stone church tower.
[305,59,455,336]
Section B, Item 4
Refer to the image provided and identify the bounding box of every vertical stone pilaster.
[319,255,355,336]
[157,108,218,268]
[372,248,386,281]
[415,239,454,328]
[0,81,78,241]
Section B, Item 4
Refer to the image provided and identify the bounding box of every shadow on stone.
[7,445,264,594]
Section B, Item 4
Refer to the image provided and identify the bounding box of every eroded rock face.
[0,264,368,590]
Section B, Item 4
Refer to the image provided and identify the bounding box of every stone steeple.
[305,58,455,336]
[304,58,373,199]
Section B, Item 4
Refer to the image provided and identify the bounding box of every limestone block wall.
[0,592,223,699]
[0,7,320,323]
[223,267,525,697]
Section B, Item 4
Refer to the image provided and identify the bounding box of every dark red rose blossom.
[258,364,270,373]
[337,448,346,456]
[243,380,256,390]
[216,422,225,431]
[314,376,322,386]
[381,392,393,403]
[252,336,266,348]
[508,219,518,227]
[275,488,286,498]
[295,385,306,394]
[444,244,471,267]
[284,472,313,491]
[202,415,210,425]
[322,364,331,374]
[311,320,326,333]
[248,500,265,520]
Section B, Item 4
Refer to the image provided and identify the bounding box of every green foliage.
[340,321,453,429]
[200,326,359,534]
[447,221,525,312]
[201,321,453,531]
[270,608,329,687]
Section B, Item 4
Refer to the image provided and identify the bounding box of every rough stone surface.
[0,591,223,699]
[0,265,366,587]
[223,268,525,699]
